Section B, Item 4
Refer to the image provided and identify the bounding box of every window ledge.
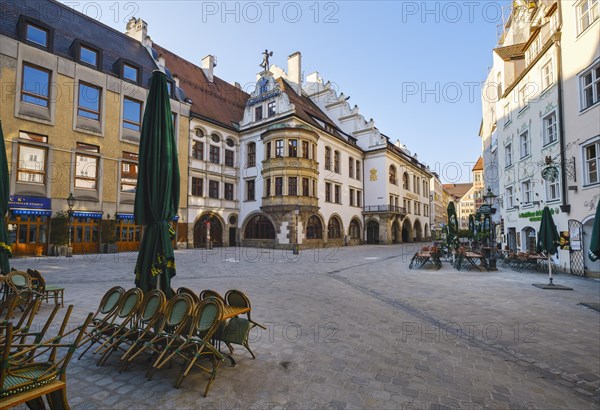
[580,101,599,115]
[520,154,532,161]
[582,182,600,190]
[545,199,561,205]
[542,140,558,149]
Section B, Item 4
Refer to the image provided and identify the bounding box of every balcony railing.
[363,205,407,214]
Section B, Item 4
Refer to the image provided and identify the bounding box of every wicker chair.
[27,269,65,307]
[199,289,224,303]
[220,289,265,359]
[177,287,199,304]
[77,286,125,351]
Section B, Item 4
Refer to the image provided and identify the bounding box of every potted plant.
[49,211,69,256]
[101,217,118,253]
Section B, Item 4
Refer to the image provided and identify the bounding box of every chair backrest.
[224,289,251,309]
[164,294,195,328]
[177,287,199,304]
[192,298,223,338]
[99,286,126,316]
[6,270,32,292]
[116,288,144,319]
[139,290,166,323]
[27,269,46,292]
[199,289,224,303]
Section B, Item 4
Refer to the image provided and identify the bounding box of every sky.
[60,0,509,183]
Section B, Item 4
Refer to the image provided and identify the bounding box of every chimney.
[157,54,165,68]
[202,55,216,82]
[125,17,147,43]
[234,82,241,89]
[287,51,301,94]
[172,74,180,88]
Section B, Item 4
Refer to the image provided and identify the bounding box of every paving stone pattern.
[10,244,600,409]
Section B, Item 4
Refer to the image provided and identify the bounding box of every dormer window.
[166,81,173,97]
[115,59,141,84]
[80,46,98,66]
[255,106,263,121]
[123,64,139,82]
[18,16,54,52]
[72,39,102,69]
[268,101,276,117]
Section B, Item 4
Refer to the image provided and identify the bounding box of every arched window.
[334,151,340,173]
[327,217,342,239]
[403,172,410,190]
[349,219,361,239]
[211,133,221,143]
[306,215,323,239]
[324,147,331,170]
[244,215,275,239]
[247,142,256,167]
[349,157,354,179]
[389,165,397,185]
[195,128,204,138]
[356,160,361,181]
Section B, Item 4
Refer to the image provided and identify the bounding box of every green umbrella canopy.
[537,207,560,255]
[447,202,459,251]
[588,201,600,262]
[134,71,180,296]
[0,120,11,274]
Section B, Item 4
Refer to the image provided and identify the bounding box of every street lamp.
[66,192,75,258]
[482,187,498,270]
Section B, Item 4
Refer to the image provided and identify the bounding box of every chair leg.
[25,397,46,410]
[243,341,256,359]
[47,386,70,410]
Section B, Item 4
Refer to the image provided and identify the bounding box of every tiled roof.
[472,156,483,171]
[493,43,526,61]
[443,183,472,200]
[0,0,157,87]
[153,44,249,131]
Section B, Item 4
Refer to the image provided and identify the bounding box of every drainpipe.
[555,1,570,214]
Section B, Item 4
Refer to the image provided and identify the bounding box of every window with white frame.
[519,131,530,158]
[545,178,560,202]
[583,140,599,185]
[505,143,513,167]
[543,112,558,145]
[521,180,532,205]
[542,60,554,90]
[577,0,599,34]
[518,86,528,111]
[504,103,511,125]
[580,62,600,110]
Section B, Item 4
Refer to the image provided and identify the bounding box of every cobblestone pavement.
[10,244,600,409]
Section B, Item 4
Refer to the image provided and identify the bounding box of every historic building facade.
[481,0,600,276]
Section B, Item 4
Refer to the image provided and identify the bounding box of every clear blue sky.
[61,0,508,183]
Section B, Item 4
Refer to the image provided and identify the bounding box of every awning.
[11,209,52,216]
[72,211,103,219]
[117,213,179,221]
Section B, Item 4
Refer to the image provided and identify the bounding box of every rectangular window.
[268,101,276,117]
[356,191,362,207]
[266,178,271,197]
[288,139,298,157]
[302,178,309,197]
[325,148,331,170]
[79,45,98,67]
[505,143,513,167]
[542,61,553,90]
[546,179,560,202]
[78,82,101,120]
[225,150,234,167]
[578,0,599,34]
[209,180,219,198]
[504,103,511,125]
[334,151,340,173]
[17,139,47,184]
[123,63,139,83]
[275,140,284,157]
[266,141,272,160]
[123,97,142,131]
[75,151,99,189]
[25,23,48,47]
[209,146,220,164]
[247,143,256,167]
[21,64,50,107]
[255,106,263,121]
[302,141,309,159]
[522,180,532,205]
[246,179,255,201]
[349,188,355,206]
[543,112,557,145]
[192,177,203,196]
[334,185,341,204]
[325,182,331,202]
[584,140,600,185]
[581,62,600,109]
[275,177,283,196]
[288,177,297,196]
[356,161,361,181]
[349,159,354,178]
[121,151,138,193]
[192,141,204,160]
[520,131,530,158]
[224,183,234,200]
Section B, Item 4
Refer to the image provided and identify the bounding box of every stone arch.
[242,212,276,240]
[327,214,344,240]
[402,217,413,243]
[366,218,379,244]
[348,217,362,241]
[521,226,536,253]
[306,214,324,239]
[391,217,401,244]
[193,212,225,248]
[424,223,429,241]
[389,165,398,185]
[414,219,423,242]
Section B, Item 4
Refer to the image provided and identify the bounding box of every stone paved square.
[9,244,600,409]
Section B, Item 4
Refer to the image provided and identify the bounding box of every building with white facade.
[481,0,600,277]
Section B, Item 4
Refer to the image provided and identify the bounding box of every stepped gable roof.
[153,43,249,131]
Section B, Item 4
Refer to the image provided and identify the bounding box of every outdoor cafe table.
[462,252,487,271]
[525,254,547,272]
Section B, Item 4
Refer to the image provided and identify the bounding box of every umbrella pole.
[548,254,554,286]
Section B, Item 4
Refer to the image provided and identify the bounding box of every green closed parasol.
[588,202,600,263]
[536,207,560,286]
[447,202,459,252]
[0,120,11,274]
[134,71,180,297]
